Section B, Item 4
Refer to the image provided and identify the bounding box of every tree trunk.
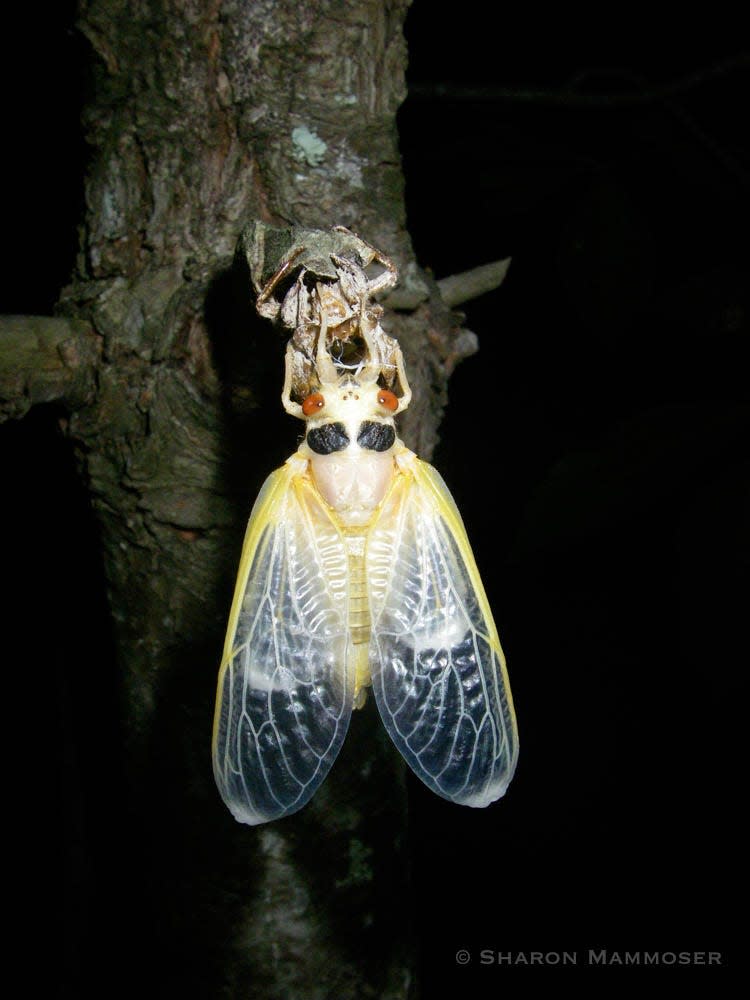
[2,1,477,995]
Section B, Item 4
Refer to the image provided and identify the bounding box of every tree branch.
[409,51,750,106]
[0,315,100,421]
[383,258,511,310]
[437,258,511,307]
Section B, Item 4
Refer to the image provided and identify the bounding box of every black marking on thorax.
[357,421,396,452]
[307,422,349,455]
[306,420,396,455]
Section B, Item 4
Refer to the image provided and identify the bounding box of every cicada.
[212,227,518,825]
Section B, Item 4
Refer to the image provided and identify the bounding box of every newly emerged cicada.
[212,226,518,825]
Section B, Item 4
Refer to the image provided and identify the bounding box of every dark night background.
[3,2,747,992]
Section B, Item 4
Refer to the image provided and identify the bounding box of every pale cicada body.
[212,227,518,824]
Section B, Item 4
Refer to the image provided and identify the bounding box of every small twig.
[0,315,100,421]
[437,258,511,308]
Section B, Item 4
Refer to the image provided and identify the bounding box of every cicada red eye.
[302,392,325,416]
[377,388,399,412]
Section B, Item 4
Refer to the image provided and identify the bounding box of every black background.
[3,2,746,992]
[400,6,747,988]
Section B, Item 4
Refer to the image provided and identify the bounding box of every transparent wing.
[368,456,519,806]
[212,461,353,825]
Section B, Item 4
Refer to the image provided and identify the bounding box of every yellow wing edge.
[211,460,299,756]
[219,462,297,667]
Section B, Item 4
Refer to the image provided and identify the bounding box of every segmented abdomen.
[344,533,371,701]
[346,538,370,646]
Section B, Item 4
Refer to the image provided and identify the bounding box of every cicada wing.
[212,462,354,825]
[368,457,519,807]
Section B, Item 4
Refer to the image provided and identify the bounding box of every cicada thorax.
[297,375,405,705]
[299,377,400,528]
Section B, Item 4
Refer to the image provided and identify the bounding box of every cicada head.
[300,376,403,429]
[298,366,403,453]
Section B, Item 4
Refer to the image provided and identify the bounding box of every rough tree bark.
[1,1,500,996]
